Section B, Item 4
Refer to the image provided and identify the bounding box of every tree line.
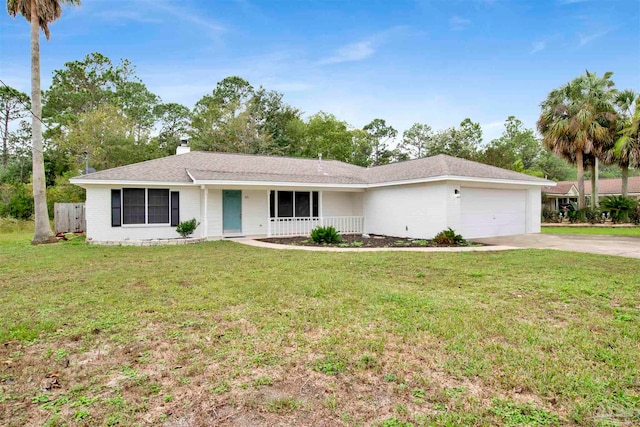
[538,70,639,209]
[1,53,637,221]
[2,53,578,179]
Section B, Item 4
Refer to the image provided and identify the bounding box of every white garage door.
[460,188,526,239]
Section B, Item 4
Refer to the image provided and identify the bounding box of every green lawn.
[1,232,639,426]
[542,226,640,237]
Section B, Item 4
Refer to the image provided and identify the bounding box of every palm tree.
[7,0,80,244]
[611,91,640,197]
[537,71,616,209]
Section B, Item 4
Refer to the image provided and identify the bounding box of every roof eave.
[69,179,195,187]
[367,175,554,188]
[191,179,367,189]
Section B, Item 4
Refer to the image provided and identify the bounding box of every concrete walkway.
[474,233,640,259]
[230,238,519,253]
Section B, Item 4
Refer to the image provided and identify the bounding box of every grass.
[0,231,639,426]
[542,226,640,237]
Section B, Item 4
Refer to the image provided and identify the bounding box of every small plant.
[433,228,465,245]
[105,396,126,407]
[570,207,601,224]
[434,402,447,411]
[176,218,200,238]
[325,393,338,413]
[74,409,90,422]
[71,395,98,407]
[600,195,638,223]
[381,416,414,427]
[55,349,69,362]
[32,392,51,404]
[310,226,341,244]
[489,399,559,426]
[210,383,229,394]
[253,376,273,387]
[384,373,397,382]
[541,208,561,223]
[314,356,345,375]
[412,388,426,399]
[265,396,300,413]
[359,354,376,369]
[351,241,363,247]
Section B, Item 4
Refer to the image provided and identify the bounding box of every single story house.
[70,147,553,243]
[542,176,640,210]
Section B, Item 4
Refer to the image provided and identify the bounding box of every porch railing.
[269,216,364,237]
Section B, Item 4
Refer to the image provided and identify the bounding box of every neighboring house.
[70,147,552,243]
[542,177,640,210]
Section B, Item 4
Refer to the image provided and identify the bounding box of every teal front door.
[223,190,242,233]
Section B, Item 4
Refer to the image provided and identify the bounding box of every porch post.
[202,186,208,238]
[267,190,271,237]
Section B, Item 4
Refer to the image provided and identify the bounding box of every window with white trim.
[111,189,179,226]
[270,191,319,218]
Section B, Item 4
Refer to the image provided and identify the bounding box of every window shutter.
[170,191,180,226]
[312,192,319,217]
[111,189,121,227]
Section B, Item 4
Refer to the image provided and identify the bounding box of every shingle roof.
[543,182,576,195]
[365,154,549,184]
[544,176,640,196]
[73,151,550,186]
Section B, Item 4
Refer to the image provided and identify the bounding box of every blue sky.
[1,0,639,143]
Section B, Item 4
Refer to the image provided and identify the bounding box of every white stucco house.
[70,147,553,244]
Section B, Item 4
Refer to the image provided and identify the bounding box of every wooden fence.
[54,203,86,234]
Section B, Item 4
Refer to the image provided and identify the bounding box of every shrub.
[433,228,465,245]
[310,226,341,244]
[629,210,640,225]
[8,186,33,220]
[46,173,86,217]
[541,208,561,223]
[600,195,638,223]
[568,207,601,224]
[575,207,601,224]
[176,218,200,238]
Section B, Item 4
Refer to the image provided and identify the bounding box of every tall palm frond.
[6,0,78,40]
[537,70,617,209]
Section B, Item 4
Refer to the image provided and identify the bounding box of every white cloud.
[449,15,471,30]
[530,41,546,54]
[155,2,225,33]
[577,29,610,47]
[319,41,375,65]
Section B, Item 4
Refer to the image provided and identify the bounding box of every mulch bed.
[258,234,482,248]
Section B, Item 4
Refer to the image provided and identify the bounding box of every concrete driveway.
[474,233,640,259]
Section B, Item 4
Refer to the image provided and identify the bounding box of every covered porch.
[201,186,364,238]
